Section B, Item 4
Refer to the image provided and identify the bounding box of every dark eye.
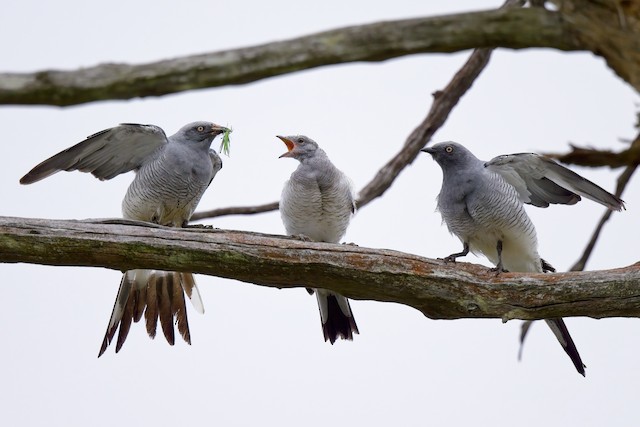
[445,146,454,153]
[197,126,205,132]
[297,138,305,144]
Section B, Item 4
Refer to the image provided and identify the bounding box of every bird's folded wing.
[485,153,624,211]
[20,123,168,184]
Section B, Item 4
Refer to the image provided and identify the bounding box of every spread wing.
[485,153,624,211]
[20,123,168,184]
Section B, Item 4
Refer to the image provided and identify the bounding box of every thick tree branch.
[1,216,639,321]
[0,8,582,106]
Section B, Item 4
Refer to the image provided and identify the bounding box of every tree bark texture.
[2,4,638,106]
[2,216,639,321]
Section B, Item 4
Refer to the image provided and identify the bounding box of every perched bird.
[421,142,624,376]
[20,121,228,356]
[278,135,359,343]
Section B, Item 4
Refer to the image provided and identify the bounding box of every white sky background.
[1,1,638,426]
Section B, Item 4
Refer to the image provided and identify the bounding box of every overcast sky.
[2,1,639,426]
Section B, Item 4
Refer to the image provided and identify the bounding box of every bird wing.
[485,153,624,211]
[20,123,168,184]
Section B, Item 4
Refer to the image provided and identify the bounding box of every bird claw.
[342,242,359,246]
[292,234,312,242]
[442,255,458,263]
[183,223,214,229]
[489,266,508,276]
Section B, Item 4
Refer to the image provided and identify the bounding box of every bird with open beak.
[277,135,359,343]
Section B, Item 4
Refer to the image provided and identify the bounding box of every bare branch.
[357,47,493,207]
[546,143,640,169]
[191,202,279,221]
[0,8,581,106]
[2,216,639,321]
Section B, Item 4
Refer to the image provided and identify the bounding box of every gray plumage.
[278,135,359,343]
[21,121,227,356]
[422,142,624,376]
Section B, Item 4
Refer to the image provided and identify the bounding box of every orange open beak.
[277,135,295,158]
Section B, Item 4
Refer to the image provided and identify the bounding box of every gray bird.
[421,142,624,376]
[278,135,359,343]
[20,121,228,356]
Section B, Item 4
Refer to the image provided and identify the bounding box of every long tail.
[315,290,359,344]
[544,318,586,376]
[98,270,204,357]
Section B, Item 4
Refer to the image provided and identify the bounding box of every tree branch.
[0,8,581,106]
[2,216,639,321]
[191,202,279,221]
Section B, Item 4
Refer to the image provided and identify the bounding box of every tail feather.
[97,272,133,357]
[544,318,586,376]
[144,271,159,339]
[180,272,204,314]
[172,272,191,345]
[132,281,147,323]
[115,292,136,353]
[98,270,200,356]
[157,273,175,346]
[317,291,359,344]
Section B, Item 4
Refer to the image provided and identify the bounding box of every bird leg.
[490,240,508,274]
[443,242,469,263]
[541,258,556,273]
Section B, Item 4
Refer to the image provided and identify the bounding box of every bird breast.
[438,169,542,272]
[122,146,213,226]
[281,167,353,243]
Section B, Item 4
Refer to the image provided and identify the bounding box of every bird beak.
[421,147,435,155]
[277,135,295,158]
[210,124,230,136]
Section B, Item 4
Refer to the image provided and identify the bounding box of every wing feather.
[485,153,624,211]
[20,123,167,184]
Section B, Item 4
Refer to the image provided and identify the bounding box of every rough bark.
[1,216,639,321]
[0,7,618,106]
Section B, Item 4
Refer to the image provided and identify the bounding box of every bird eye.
[197,126,205,132]
[445,146,454,153]
[297,138,305,144]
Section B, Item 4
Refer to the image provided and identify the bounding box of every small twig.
[191,202,279,221]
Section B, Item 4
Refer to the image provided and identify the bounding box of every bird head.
[179,121,229,145]
[421,141,478,170]
[277,135,319,160]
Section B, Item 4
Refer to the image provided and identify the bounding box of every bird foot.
[183,223,214,229]
[342,242,359,246]
[292,234,313,242]
[489,266,509,276]
[442,255,458,263]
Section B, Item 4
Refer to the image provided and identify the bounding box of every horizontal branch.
[0,8,579,106]
[1,216,639,321]
[191,201,279,221]
[547,142,640,169]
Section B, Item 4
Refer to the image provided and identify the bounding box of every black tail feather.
[322,295,359,344]
[545,318,586,376]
